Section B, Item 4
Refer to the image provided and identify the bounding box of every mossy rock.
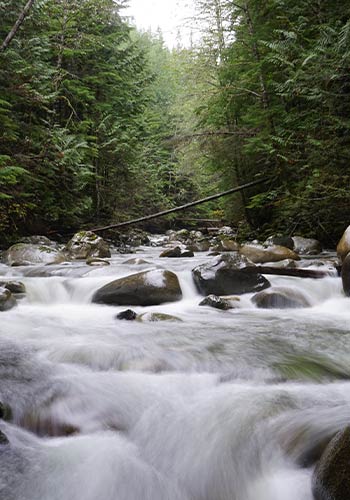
[138,312,183,323]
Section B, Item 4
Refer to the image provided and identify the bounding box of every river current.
[0,239,349,500]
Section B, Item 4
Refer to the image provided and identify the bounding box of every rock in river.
[0,287,17,312]
[312,426,350,500]
[92,269,182,306]
[341,253,350,296]
[292,236,322,255]
[239,244,300,263]
[252,286,311,309]
[337,225,350,262]
[199,294,238,310]
[192,253,270,296]
[64,231,111,260]
[4,243,66,266]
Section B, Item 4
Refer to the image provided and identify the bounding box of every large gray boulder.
[264,235,294,250]
[64,231,111,260]
[192,253,270,296]
[312,427,350,500]
[4,243,66,266]
[341,253,350,296]
[252,286,311,309]
[92,269,182,306]
[337,226,350,262]
[292,236,322,255]
[239,244,300,263]
[0,287,17,311]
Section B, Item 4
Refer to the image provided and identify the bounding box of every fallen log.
[254,266,332,279]
[90,178,269,233]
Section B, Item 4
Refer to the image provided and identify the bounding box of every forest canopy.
[0,0,349,245]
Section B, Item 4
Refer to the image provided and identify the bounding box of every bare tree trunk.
[0,0,36,52]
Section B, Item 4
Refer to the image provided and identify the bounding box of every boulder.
[312,427,350,500]
[137,312,182,322]
[199,294,239,310]
[116,309,138,320]
[123,258,151,265]
[4,243,66,266]
[252,286,311,309]
[213,239,239,252]
[264,236,294,250]
[337,226,350,262]
[92,269,182,306]
[341,253,350,296]
[64,231,111,260]
[192,253,270,296]
[240,244,300,264]
[159,247,182,258]
[0,287,17,311]
[180,250,194,258]
[0,281,25,294]
[292,236,322,255]
[187,240,211,252]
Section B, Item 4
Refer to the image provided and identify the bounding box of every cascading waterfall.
[0,240,349,500]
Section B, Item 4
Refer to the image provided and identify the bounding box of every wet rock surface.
[252,286,311,309]
[92,269,182,306]
[4,244,66,266]
[192,253,270,296]
[65,231,111,260]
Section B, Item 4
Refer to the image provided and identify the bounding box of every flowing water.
[0,240,349,500]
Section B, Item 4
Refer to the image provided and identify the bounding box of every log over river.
[0,233,349,500]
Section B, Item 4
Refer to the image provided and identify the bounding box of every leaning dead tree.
[90,178,269,233]
[0,0,35,53]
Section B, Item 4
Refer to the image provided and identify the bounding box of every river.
[0,238,349,500]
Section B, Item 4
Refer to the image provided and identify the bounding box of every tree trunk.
[0,0,36,52]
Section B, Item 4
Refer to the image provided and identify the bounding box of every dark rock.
[116,309,137,320]
[0,430,9,445]
[265,236,294,250]
[180,250,194,257]
[188,240,211,252]
[192,253,270,296]
[0,287,17,312]
[341,253,350,296]
[292,236,322,255]
[159,247,182,258]
[4,243,66,266]
[0,281,25,294]
[65,231,111,260]
[0,402,12,421]
[312,427,350,500]
[252,286,311,309]
[199,294,235,310]
[92,269,182,306]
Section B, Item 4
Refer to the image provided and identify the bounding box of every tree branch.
[0,0,36,53]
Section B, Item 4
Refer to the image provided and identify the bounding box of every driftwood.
[1,0,35,53]
[90,178,269,233]
[254,266,331,279]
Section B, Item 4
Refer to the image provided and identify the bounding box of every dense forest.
[1,0,350,246]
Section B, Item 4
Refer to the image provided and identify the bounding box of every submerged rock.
[65,231,111,260]
[337,225,350,262]
[0,287,17,312]
[192,253,270,296]
[252,287,311,309]
[92,269,182,306]
[180,250,194,258]
[116,309,138,321]
[137,312,182,322]
[341,253,350,297]
[4,243,66,266]
[86,257,110,266]
[292,236,322,255]
[313,427,350,500]
[199,294,237,310]
[240,244,300,263]
[0,430,9,445]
